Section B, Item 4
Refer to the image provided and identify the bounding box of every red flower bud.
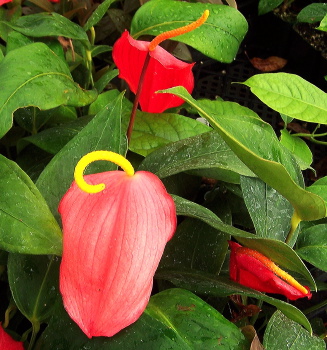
[0,324,24,350]
[59,152,176,337]
[229,241,312,300]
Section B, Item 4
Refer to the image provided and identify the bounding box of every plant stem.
[127,52,151,143]
[27,322,40,350]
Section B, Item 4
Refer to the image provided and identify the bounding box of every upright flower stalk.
[59,151,176,338]
[112,10,209,141]
[229,241,312,300]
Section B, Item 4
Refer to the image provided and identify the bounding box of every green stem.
[27,321,40,350]
[285,211,301,245]
[127,52,151,143]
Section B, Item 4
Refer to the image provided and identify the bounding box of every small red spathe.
[59,170,176,337]
[229,241,311,300]
[0,324,24,350]
[112,31,194,113]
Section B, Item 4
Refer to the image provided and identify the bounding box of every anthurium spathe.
[0,324,24,350]
[112,31,194,113]
[229,241,312,300]
[0,0,12,5]
[59,151,176,338]
[112,10,209,113]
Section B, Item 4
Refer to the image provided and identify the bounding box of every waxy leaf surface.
[131,0,248,62]
[156,270,312,333]
[162,86,326,222]
[8,254,60,323]
[139,130,255,181]
[263,311,325,349]
[36,93,125,221]
[37,288,248,349]
[0,43,96,139]
[0,155,62,255]
[242,73,327,124]
[173,195,316,289]
[1,12,88,41]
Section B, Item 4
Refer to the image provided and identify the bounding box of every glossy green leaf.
[94,68,118,94]
[0,155,62,255]
[307,176,327,205]
[144,288,248,349]
[296,224,327,272]
[173,194,254,239]
[297,3,327,23]
[161,86,326,222]
[129,113,211,157]
[8,254,60,323]
[160,190,231,275]
[1,12,88,41]
[139,130,255,181]
[0,43,97,139]
[18,116,93,154]
[174,195,316,289]
[131,0,248,62]
[36,92,126,222]
[242,73,327,124]
[156,270,312,333]
[240,176,293,242]
[83,0,117,32]
[317,14,327,31]
[263,311,325,349]
[279,129,313,170]
[258,0,283,15]
[37,288,247,349]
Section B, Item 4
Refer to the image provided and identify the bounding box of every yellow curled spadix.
[74,151,135,194]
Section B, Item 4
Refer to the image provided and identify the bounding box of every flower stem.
[127,52,151,143]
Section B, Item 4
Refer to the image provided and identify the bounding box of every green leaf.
[263,311,325,349]
[1,12,88,41]
[258,0,283,15]
[94,69,118,94]
[297,3,327,24]
[173,195,316,289]
[36,92,126,221]
[317,13,327,31]
[83,0,117,32]
[0,155,62,255]
[139,130,255,181]
[173,194,253,239]
[130,0,248,62]
[241,73,327,124]
[296,224,327,272]
[240,176,293,241]
[8,254,60,323]
[144,288,248,349]
[279,129,313,170]
[307,176,327,206]
[161,86,326,222]
[0,42,97,139]
[156,270,312,334]
[130,113,211,156]
[18,115,93,154]
[37,288,248,349]
[160,190,231,275]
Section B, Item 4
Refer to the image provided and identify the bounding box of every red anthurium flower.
[59,151,176,338]
[0,324,24,350]
[229,241,312,300]
[112,31,194,113]
[0,0,12,5]
[112,10,209,113]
